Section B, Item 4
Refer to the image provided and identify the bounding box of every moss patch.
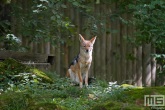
[90,101,148,110]
[29,68,53,83]
[28,103,66,110]
[91,87,165,110]
[0,92,28,110]
[122,87,165,105]
[0,92,66,110]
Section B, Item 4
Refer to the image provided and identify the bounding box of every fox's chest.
[79,61,91,73]
[79,55,92,71]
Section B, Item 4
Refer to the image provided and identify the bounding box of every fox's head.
[79,34,96,55]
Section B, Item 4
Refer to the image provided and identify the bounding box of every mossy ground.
[0,59,165,110]
[1,85,164,110]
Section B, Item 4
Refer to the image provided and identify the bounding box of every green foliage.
[128,0,165,46]
[0,20,11,36]
[9,0,92,46]
[91,100,147,110]
[0,92,28,110]
[114,0,165,51]
[5,0,114,47]
[1,78,156,110]
[1,67,161,110]
[1,0,121,49]
[117,0,165,76]
[0,34,27,51]
[0,58,53,91]
[0,92,66,110]
[153,54,165,83]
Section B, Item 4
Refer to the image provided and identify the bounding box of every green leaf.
[61,4,67,8]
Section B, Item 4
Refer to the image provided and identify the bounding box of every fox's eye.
[84,45,86,47]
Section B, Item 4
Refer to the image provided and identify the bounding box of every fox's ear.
[79,34,85,42]
[90,36,97,44]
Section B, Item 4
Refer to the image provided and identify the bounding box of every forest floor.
[0,59,165,110]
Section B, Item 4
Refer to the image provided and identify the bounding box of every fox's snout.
[86,49,89,53]
[85,48,90,53]
[82,45,92,53]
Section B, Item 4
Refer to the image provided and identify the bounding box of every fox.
[66,34,96,88]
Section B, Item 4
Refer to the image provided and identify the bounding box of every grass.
[0,59,165,110]
[2,73,164,110]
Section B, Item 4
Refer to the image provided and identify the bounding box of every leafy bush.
[0,58,53,92]
[0,34,28,51]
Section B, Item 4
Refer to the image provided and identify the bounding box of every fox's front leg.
[85,64,91,87]
[85,71,89,87]
[77,70,83,88]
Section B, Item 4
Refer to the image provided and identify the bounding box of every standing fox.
[66,34,96,88]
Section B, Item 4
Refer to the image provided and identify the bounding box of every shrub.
[0,58,53,92]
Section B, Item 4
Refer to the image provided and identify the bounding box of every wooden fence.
[1,2,165,87]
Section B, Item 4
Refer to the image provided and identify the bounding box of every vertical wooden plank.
[11,0,16,33]
[20,0,26,49]
[56,43,61,75]
[120,14,127,83]
[110,3,117,82]
[136,46,142,87]
[89,3,97,78]
[132,26,137,85]
[68,5,76,69]
[106,6,112,81]
[44,42,50,54]
[116,5,121,83]
[74,6,80,60]
[100,4,106,80]
[132,47,137,85]
[151,44,156,86]
[93,4,101,79]
[33,42,38,53]
[126,13,133,84]
[22,37,28,50]
[60,44,65,76]
[41,40,44,54]
[142,43,151,87]
[63,43,68,76]
[50,44,56,71]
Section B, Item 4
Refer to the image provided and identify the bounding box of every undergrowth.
[0,72,156,110]
[0,59,164,110]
